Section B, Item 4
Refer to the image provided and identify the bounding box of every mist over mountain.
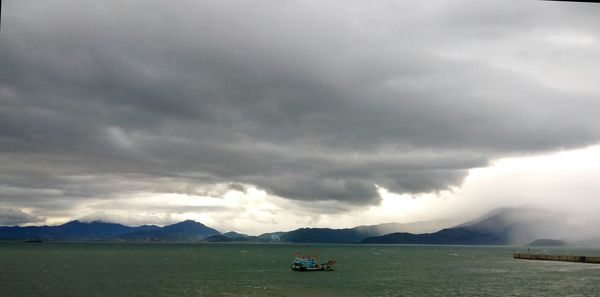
[272,219,459,243]
[362,208,570,245]
[354,219,460,236]
[457,207,569,244]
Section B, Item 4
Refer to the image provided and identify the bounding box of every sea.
[2,242,600,297]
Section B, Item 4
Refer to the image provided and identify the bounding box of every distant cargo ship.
[291,250,336,271]
[24,238,43,243]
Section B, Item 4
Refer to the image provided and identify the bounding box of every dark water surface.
[2,242,600,297]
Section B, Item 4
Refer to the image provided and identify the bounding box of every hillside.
[0,207,568,245]
[119,220,220,241]
[0,220,218,242]
[0,220,160,241]
[361,208,564,245]
[278,221,440,244]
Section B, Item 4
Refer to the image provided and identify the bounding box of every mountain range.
[0,208,570,245]
[0,220,218,242]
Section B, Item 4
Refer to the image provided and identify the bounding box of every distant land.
[362,208,569,245]
[527,239,567,246]
[0,208,571,245]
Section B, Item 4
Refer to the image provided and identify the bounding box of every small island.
[526,239,567,247]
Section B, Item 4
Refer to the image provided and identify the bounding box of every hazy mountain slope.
[354,219,461,235]
[361,228,505,245]
[279,219,460,243]
[361,207,566,245]
[0,207,569,244]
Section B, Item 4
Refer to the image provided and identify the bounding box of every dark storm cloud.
[2,0,600,222]
[0,208,45,226]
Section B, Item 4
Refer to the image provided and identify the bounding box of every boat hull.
[291,264,334,272]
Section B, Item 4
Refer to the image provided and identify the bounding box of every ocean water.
[2,242,600,297]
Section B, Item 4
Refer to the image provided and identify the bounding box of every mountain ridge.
[0,208,570,245]
[0,220,217,242]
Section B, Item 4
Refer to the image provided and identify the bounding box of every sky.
[1,0,600,235]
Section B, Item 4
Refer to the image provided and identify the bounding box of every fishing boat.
[291,250,336,271]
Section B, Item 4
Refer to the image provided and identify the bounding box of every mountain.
[459,207,571,244]
[361,208,564,245]
[0,220,160,241]
[0,207,566,244]
[280,227,377,243]
[0,220,218,241]
[276,220,458,244]
[279,222,407,243]
[361,227,505,245]
[119,220,220,241]
[353,219,461,235]
[223,231,250,239]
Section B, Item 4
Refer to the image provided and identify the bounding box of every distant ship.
[24,238,43,243]
[291,250,336,271]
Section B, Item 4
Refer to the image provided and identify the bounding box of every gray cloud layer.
[0,208,45,226]
[1,0,600,223]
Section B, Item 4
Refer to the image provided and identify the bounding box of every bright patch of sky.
[50,145,600,235]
